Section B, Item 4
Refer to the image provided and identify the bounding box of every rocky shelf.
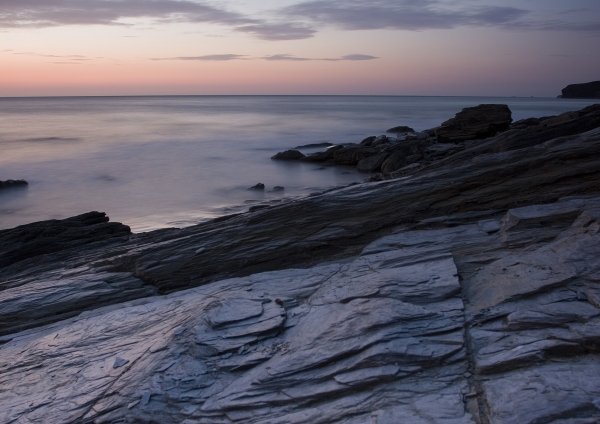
[1,103,600,423]
[271,103,600,177]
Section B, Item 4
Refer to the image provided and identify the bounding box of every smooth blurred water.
[0,95,597,232]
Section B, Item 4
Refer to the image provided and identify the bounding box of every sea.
[0,96,597,233]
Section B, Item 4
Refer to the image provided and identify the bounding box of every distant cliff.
[561,80,600,98]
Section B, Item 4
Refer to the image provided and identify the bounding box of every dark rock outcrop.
[333,146,380,165]
[356,152,389,173]
[248,183,265,190]
[271,150,305,160]
[561,80,600,99]
[0,179,28,189]
[435,104,512,143]
[380,141,428,174]
[300,145,342,162]
[386,125,415,133]
[0,211,130,269]
[359,135,377,146]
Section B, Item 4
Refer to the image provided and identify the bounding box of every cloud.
[153,54,248,61]
[0,0,253,28]
[156,53,378,62]
[283,0,529,32]
[262,54,311,61]
[4,0,594,44]
[341,54,378,61]
[234,23,316,40]
[263,53,378,61]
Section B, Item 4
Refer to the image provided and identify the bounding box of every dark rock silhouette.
[386,125,415,133]
[271,150,305,160]
[435,104,512,142]
[561,80,600,98]
[0,179,28,189]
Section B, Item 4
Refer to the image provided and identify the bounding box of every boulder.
[435,104,512,143]
[249,183,265,190]
[271,150,305,160]
[333,146,380,166]
[386,125,415,134]
[0,211,130,269]
[294,142,334,149]
[359,136,377,146]
[561,81,600,99]
[0,179,28,189]
[380,142,427,174]
[356,152,389,173]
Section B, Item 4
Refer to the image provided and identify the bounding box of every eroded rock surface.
[435,104,512,143]
[0,250,475,424]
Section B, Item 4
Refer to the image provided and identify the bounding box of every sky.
[1,0,599,96]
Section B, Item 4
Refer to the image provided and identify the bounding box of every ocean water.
[0,96,597,232]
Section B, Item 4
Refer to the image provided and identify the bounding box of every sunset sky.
[1,0,599,97]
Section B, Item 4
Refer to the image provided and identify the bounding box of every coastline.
[1,102,600,423]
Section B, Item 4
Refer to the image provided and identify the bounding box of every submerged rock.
[248,183,265,190]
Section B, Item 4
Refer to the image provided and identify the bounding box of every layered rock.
[435,104,512,143]
[333,145,380,166]
[561,80,600,99]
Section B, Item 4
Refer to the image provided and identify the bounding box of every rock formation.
[561,80,600,99]
[434,104,512,143]
[1,104,600,423]
[271,150,305,160]
[0,179,28,189]
[386,125,415,133]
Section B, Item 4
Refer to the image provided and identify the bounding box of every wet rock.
[248,183,265,190]
[359,136,377,146]
[248,205,270,212]
[271,186,284,192]
[386,125,415,134]
[301,149,335,162]
[435,104,512,143]
[510,116,551,130]
[333,146,380,166]
[0,211,130,269]
[0,179,28,189]
[380,141,427,173]
[271,150,305,160]
[356,152,389,173]
[294,142,334,149]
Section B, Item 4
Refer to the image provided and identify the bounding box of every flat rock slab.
[0,249,473,424]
